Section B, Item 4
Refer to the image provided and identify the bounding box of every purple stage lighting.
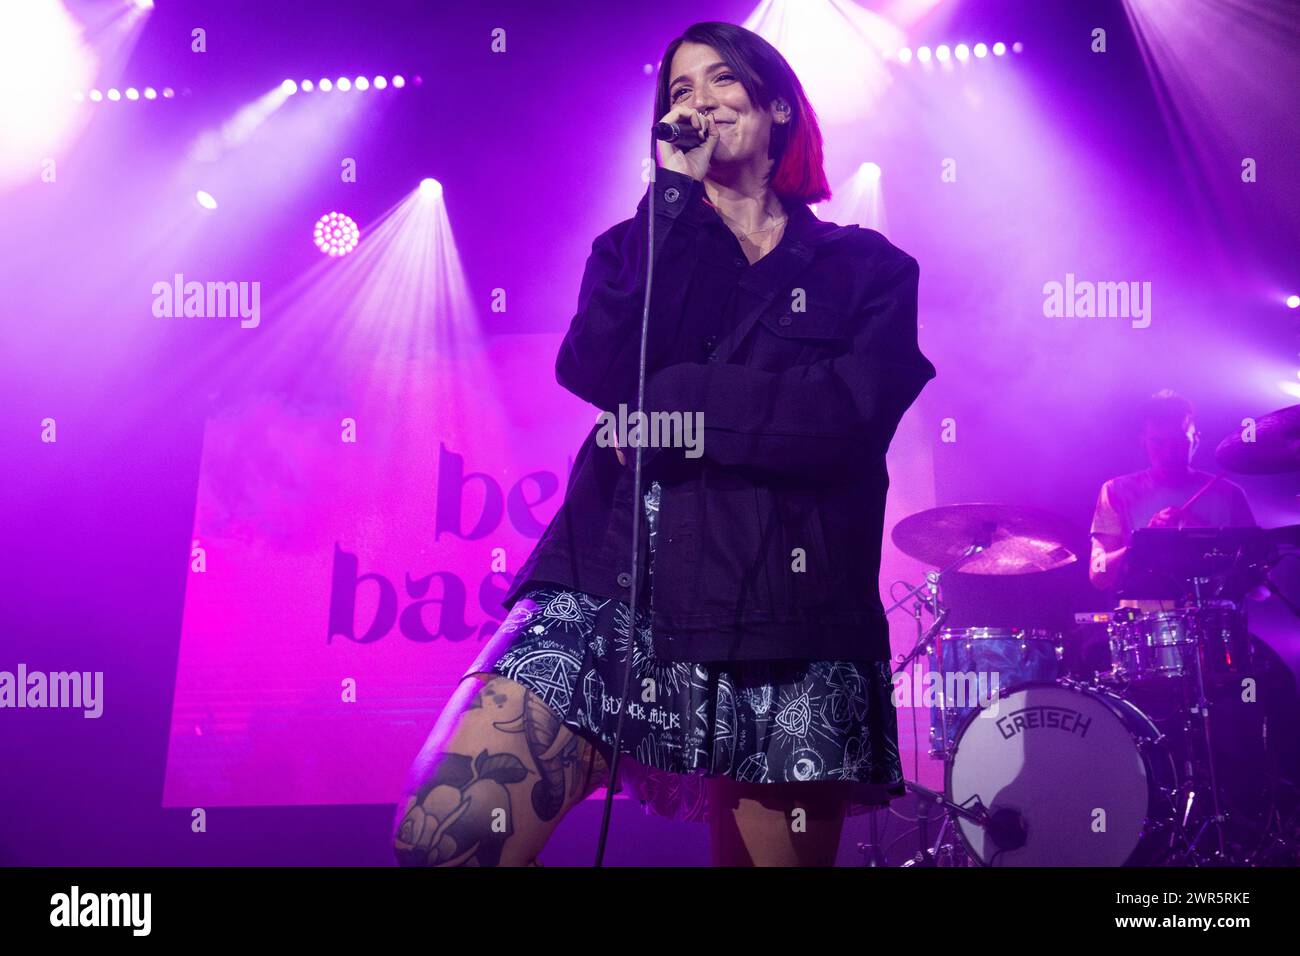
[392,75,405,88]
[1286,294,1299,309]
[89,89,103,102]
[337,77,352,92]
[144,87,157,99]
[301,79,314,92]
[373,76,388,89]
[355,76,370,91]
[195,190,218,210]
[974,42,989,58]
[107,88,121,101]
[281,79,298,95]
[313,212,360,257]
[993,41,1007,56]
[126,87,139,100]
[319,78,333,92]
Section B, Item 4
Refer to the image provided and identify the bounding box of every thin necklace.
[711,202,788,241]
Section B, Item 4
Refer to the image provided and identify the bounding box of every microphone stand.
[594,135,661,867]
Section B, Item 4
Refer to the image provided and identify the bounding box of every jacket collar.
[700,197,853,364]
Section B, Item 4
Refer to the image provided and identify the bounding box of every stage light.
[300,79,313,92]
[859,161,882,183]
[126,87,139,100]
[281,79,298,95]
[319,78,332,92]
[144,87,157,99]
[1013,41,1024,54]
[132,0,155,9]
[936,44,950,62]
[419,178,443,199]
[955,43,970,61]
[162,87,175,98]
[337,77,352,91]
[313,212,360,257]
[373,75,388,89]
[72,90,84,102]
[917,47,931,63]
[392,75,405,88]
[897,47,912,63]
[1286,294,1299,309]
[196,190,218,210]
[107,88,121,101]
[355,76,369,91]
[993,42,1007,56]
[974,42,988,58]
[89,89,103,102]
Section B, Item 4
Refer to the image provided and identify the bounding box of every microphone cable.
[593,129,662,867]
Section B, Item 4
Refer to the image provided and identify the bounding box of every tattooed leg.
[393,673,609,867]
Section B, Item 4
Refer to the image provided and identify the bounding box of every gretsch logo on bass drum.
[996,706,1092,740]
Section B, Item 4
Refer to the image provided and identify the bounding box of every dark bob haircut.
[654,22,831,205]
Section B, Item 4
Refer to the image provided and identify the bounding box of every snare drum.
[946,680,1178,866]
[1107,602,1251,685]
[927,627,1064,757]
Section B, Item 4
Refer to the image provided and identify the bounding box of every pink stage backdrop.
[163,332,937,807]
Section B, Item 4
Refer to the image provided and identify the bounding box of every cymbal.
[1216,403,1300,473]
[891,503,1081,575]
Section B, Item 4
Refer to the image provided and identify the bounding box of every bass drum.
[945,680,1177,866]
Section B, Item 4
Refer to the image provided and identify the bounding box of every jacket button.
[663,187,680,203]
[778,314,793,326]
[617,572,632,587]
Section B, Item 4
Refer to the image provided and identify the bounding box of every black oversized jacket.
[501,167,936,663]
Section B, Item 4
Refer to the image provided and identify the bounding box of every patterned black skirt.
[462,480,906,823]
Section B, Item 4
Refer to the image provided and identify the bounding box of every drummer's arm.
[1089,532,1128,591]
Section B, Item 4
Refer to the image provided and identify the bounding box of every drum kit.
[867,404,1300,867]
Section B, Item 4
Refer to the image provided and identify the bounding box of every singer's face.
[666,42,773,165]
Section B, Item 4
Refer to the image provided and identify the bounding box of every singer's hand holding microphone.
[653,105,722,181]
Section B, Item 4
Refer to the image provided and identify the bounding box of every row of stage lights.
[894,41,1024,64]
[75,86,177,102]
[72,74,422,103]
[281,75,421,94]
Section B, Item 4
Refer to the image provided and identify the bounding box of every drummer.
[1088,389,1257,609]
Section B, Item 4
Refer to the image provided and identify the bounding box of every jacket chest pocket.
[755,302,853,361]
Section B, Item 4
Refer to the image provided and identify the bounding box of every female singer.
[394,20,935,867]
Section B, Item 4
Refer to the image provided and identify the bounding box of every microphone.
[651,121,706,150]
